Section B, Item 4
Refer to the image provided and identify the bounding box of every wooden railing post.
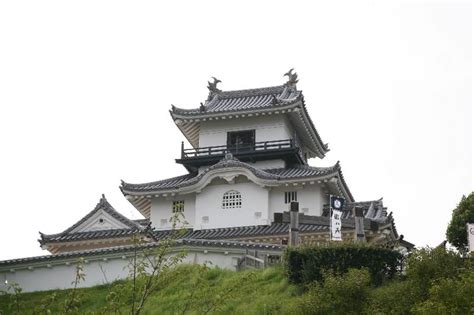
[181,141,184,158]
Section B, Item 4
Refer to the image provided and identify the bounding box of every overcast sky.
[0,1,472,260]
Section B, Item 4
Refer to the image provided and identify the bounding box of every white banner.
[331,209,342,241]
[330,195,344,241]
[467,223,474,252]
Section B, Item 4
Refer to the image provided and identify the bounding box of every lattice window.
[222,190,242,209]
[172,200,185,213]
[284,191,298,204]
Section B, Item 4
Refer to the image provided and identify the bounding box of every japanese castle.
[0,71,413,292]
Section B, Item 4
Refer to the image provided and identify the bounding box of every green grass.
[0,265,302,314]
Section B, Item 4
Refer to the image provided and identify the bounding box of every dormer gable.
[39,195,145,254]
[64,194,142,233]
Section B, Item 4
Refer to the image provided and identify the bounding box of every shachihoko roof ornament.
[284,68,299,86]
[207,76,222,98]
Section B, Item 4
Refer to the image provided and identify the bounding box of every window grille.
[222,190,242,209]
[284,191,298,204]
[172,200,185,213]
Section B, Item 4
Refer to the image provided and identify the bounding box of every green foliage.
[366,279,424,314]
[284,242,403,285]
[405,246,465,295]
[106,208,190,314]
[63,258,86,314]
[290,268,371,315]
[412,268,474,314]
[0,281,23,314]
[446,192,474,252]
[366,247,470,314]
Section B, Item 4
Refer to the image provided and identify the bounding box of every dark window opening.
[227,130,255,153]
[285,191,298,204]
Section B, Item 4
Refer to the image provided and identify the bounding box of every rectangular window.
[227,130,255,153]
[172,200,185,213]
[284,191,298,204]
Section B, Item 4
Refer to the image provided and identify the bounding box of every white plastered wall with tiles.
[150,194,196,230]
[269,183,327,219]
[194,179,270,230]
[198,115,293,148]
[0,249,255,293]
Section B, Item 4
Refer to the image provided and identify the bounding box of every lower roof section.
[121,157,354,217]
[0,239,284,269]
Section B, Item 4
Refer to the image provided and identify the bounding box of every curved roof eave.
[171,101,329,158]
[121,159,344,197]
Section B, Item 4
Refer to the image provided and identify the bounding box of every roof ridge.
[41,227,138,239]
[216,85,285,99]
[121,173,195,189]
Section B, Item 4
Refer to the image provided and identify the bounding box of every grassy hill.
[0,265,302,314]
[1,247,472,314]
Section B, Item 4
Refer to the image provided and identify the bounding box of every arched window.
[222,190,242,209]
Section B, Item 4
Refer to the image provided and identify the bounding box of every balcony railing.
[181,139,295,159]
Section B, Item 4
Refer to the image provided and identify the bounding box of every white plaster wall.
[269,184,327,219]
[0,258,128,293]
[198,115,292,147]
[150,194,196,230]
[194,181,270,229]
[0,248,276,293]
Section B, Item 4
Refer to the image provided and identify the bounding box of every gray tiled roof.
[38,220,330,245]
[0,239,284,267]
[121,159,341,194]
[171,85,301,116]
[39,229,139,244]
[134,219,150,227]
[151,223,328,241]
[322,198,388,222]
[39,195,143,244]
[265,164,340,178]
[121,174,195,193]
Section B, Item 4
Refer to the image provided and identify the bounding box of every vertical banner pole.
[329,194,333,241]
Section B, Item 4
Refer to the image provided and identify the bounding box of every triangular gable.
[62,194,142,234]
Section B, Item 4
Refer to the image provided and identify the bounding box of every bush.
[412,268,474,314]
[366,247,471,314]
[284,243,403,285]
[291,268,371,315]
[366,279,423,314]
[405,247,465,295]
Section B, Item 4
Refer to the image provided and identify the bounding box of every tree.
[446,192,474,252]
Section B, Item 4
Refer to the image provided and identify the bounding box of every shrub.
[284,243,403,285]
[412,268,474,314]
[405,247,465,295]
[366,247,470,314]
[366,279,423,314]
[292,268,371,315]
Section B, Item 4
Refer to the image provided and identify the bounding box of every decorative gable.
[69,208,131,233]
[38,195,146,254]
[63,194,142,234]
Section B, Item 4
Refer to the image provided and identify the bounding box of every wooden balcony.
[176,139,305,171]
